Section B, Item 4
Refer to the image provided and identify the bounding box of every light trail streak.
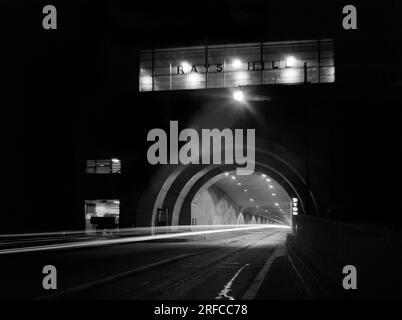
[0,224,289,238]
[0,225,290,255]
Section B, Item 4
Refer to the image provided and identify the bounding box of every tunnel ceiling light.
[231,176,236,179]
[292,198,298,202]
[233,90,244,102]
[266,178,271,182]
[225,172,229,176]
[244,189,247,192]
[272,193,276,196]
[250,198,254,202]
[238,182,242,186]
[232,59,242,69]
[261,174,266,178]
[269,185,274,189]
[275,203,279,206]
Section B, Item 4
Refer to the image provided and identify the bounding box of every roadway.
[0,227,305,300]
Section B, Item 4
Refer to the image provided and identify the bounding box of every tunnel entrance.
[136,140,318,231]
[190,171,292,227]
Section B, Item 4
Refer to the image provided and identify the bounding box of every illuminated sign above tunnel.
[139,39,335,92]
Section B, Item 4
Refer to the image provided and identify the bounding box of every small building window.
[86,158,121,174]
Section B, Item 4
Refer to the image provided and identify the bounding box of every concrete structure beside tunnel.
[136,137,319,231]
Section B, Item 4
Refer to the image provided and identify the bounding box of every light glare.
[232,59,242,69]
[181,61,192,73]
[286,56,297,67]
[233,90,244,102]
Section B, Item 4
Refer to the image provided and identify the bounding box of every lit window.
[86,159,121,174]
[139,39,335,92]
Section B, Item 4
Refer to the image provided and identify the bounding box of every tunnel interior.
[146,158,306,230]
[190,171,292,227]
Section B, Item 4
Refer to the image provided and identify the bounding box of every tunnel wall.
[192,185,241,225]
[288,215,402,298]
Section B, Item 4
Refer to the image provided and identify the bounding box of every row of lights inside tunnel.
[224,172,300,217]
[224,172,299,216]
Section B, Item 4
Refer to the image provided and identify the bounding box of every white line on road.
[215,264,250,300]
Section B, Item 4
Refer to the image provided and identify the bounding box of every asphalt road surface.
[0,227,304,300]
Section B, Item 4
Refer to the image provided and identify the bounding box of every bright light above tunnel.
[233,90,244,102]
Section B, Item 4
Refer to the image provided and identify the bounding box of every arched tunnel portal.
[136,144,319,231]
